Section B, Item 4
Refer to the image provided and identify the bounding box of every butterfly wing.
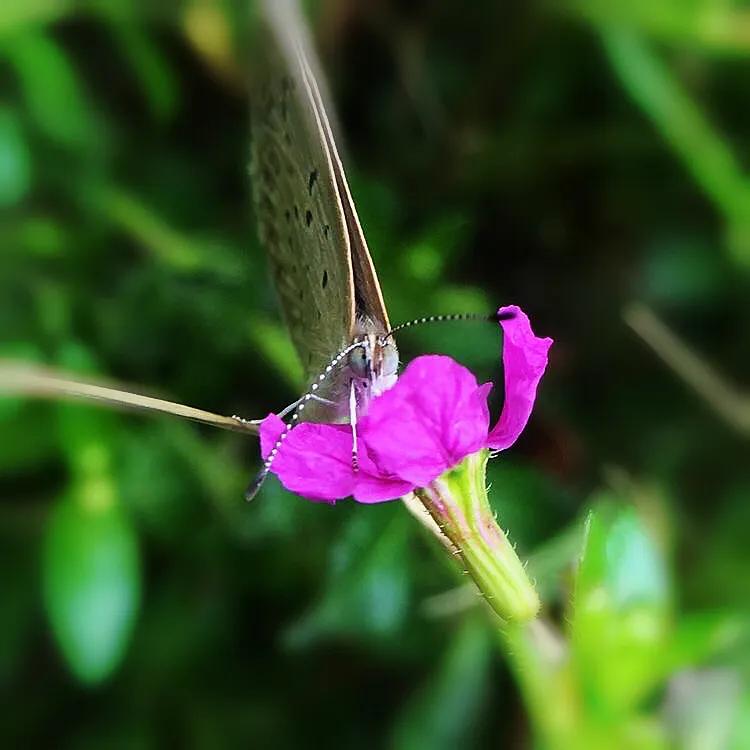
[252,0,392,379]
[251,0,355,379]
[299,49,391,331]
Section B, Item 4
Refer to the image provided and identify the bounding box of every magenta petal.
[259,413,286,459]
[361,355,491,486]
[260,414,413,503]
[487,305,553,451]
[352,450,415,504]
[259,414,356,502]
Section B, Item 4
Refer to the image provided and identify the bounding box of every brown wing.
[296,36,392,331]
[251,0,356,379]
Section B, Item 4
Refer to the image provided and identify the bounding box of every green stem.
[415,450,540,622]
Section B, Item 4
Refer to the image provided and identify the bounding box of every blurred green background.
[1,1,750,748]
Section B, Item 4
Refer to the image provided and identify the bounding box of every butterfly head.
[348,333,398,397]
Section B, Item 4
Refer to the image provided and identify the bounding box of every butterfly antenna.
[385,310,515,339]
[245,340,367,501]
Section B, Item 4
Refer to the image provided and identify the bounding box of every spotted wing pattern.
[251,0,355,380]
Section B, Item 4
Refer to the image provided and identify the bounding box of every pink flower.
[260,305,552,503]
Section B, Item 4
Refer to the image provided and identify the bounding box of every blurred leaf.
[0,106,31,206]
[5,215,68,257]
[39,340,141,684]
[571,0,750,56]
[0,0,73,33]
[347,172,400,267]
[570,497,671,715]
[729,691,750,750]
[602,26,750,268]
[406,285,496,373]
[0,341,43,420]
[0,404,59,471]
[55,342,118,476]
[116,424,204,542]
[399,213,470,284]
[501,620,580,749]
[43,491,141,685]
[247,313,305,390]
[487,460,570,551]
[664,669,742,750]
[89,184,209,271]
[666,611,750,674]
[3,31,99,149]
[109,24,179,120]
[284,508,412,648]
[692,484,750,606]
[392,615,492,750]
[526,520,585,602]
[120,418,304,546]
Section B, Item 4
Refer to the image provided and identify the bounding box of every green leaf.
[729,691,750,750]
[0,404,59,471]
[109,24,179,120]
[116,425,205,542]
[0,343,60,471]
[3,31,99,149]
[664,669,743,750]
[487,460,571,551]
[43,492,141,685]
[284,508,412,648]
[0,1,72,34]
[392,616,492,750]
[6,215,69,257]
[570,0,750,56]
[41,341,141,684]
[399,213,469,284]
[526,520,586,602]
[55,342,118,477]
[602,27,750,267]
[0,106,31,207]
[417,286,496,371]
[666,612,750,675]
[570,497,672,716]
[247,313,305,390]
[0,341,43,421]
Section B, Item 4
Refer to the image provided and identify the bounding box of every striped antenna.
[246,310,515,501]
[245,339,366,501]
[385,310,515,339]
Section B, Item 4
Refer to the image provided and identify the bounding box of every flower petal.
[487,305,552,450]
[361,355,491,486]
[260,414,414,503]
[260,414,355,502]
[352,468,414,504]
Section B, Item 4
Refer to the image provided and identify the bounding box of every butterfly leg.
[232,394,338,431]
[277,394,336,419]
[277,397,304,419]
[311,395,337,406]
[349,380,359,473]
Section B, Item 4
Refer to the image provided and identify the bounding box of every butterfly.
[0,0,398,495]
[244,0,403,496]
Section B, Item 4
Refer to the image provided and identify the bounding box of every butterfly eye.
[348,347,369,379]
[381,342,398,377]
